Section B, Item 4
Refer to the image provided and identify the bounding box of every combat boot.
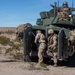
[35,62,46,68]
[54,63,57,67]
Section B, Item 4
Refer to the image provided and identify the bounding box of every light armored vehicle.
[23,1,75,66]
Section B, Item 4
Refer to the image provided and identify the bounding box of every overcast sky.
[0,0,74,27]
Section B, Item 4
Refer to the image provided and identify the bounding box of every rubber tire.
[68,53,75,67]
[24,55,31,62]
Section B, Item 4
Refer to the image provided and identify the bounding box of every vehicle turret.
[36,2,75,29]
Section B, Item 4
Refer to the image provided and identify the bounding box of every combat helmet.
[62,1,68,8]
[36,30,41,33]
[48,29,54,34]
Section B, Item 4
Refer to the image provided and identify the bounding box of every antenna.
[58,0,59,8]
[71,0,74,23]
[54,2,57,17]
[72,0,74,8]
[71,0,74,14]
[57,0,59,14]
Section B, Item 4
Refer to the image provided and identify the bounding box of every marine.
[51,1,70,21]
[47,29,57,67]
[34,30,46,66]
[68,30,75,56]
[57,1,70,21]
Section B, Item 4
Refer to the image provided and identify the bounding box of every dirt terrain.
[0,27,75,75]
[0,54,75,75]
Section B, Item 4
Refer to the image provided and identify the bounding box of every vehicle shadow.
[30,57,75,67]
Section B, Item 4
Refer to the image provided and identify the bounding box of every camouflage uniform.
[57,1,70,21]
[68,30,75,56]
[34,30,46,63]
[58,8,69,20]
[47,29,57,66]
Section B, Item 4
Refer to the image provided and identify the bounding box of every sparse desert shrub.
[12,44,21,51]
[13,52,23,59]
[0,36,14,46]
[5,44,20,55]
[14,38,24,46]
[5,48,13,55]
[8,41,14,46]
[0,36,10,45]
[5,30,15,34]
[14,38,21,42]
[5,43,23,60]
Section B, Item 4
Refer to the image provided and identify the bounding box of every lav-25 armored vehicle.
[23,1,75,66]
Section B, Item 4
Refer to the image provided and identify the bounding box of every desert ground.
[0,54,75,75]
[0,27,75,75]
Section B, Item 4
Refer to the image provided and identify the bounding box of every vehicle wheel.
[68,53,75,67]
[24,55,31,62]
[68,46,74,56]
[23,23,32,62]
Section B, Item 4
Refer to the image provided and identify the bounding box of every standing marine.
[34,30,46,67]
[47,29,58,67]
